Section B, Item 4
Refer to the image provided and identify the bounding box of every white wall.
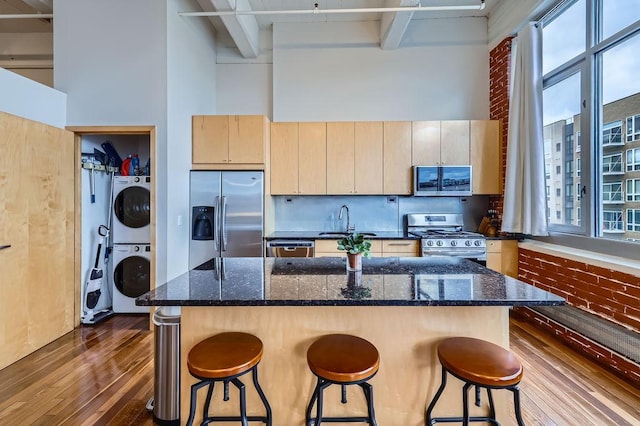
[54,0,170,283]
[0,67,66,128]
[166,0,217,280]
[272,18,490,122]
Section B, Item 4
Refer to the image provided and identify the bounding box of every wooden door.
[299,122,327,194]
[0,112,75,370]
[383,121,412,195]
[412,121,440,166]
[326,122,355,194]
[471,120,502,194]
[192,115,229,164]
[229,115,265,164]
[440,120,470,165]
[354,121,383,194]
[270,122,299,195]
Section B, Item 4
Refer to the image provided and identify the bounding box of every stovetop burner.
[409,229,484,239]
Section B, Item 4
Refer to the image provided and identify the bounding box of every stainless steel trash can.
[152,307,181,425]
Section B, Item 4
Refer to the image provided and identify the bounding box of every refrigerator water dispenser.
[192,206,214,240]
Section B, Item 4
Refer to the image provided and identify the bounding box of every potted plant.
[337,232,372,271]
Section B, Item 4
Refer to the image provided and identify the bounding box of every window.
[602,211,623,232]
[627,179,640,202]
[602,154,623,174]
[602,182,623,203]
[628,148,640,171]
[556,188,561,197]
[602,121,623,146]
[542,0,640,243]
[627,209,640,232]
[556,143,561,152]
[627,115,640,142]
[556,211,562,219]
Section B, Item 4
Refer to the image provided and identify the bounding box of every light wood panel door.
[192,115,228,164]
[486,240,518,277]
[412,121,440,166]
[270,122,299,195]
[383,121,412,195]
[299,122,327,195]
[0,112,75,370]
[354,121,383,194]
[326,122,355,194]
[228,115,265,164]
[440,120,470,165]
[471,120,502,194]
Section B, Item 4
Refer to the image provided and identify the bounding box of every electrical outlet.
[387,196,397,203]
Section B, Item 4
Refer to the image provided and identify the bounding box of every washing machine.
[111,244,151,313]
[112,176,151,244]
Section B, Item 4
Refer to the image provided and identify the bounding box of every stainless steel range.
[406,213,486,261]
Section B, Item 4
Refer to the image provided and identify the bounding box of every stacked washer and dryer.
[111,175,151,313]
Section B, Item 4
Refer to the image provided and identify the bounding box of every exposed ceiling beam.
[21,0,53,14]
[198,0,259,59]
[380,0,418,50]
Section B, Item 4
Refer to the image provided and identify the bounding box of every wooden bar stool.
[305,334,380,425]
[186,332,272,426]
[426,337,525,426]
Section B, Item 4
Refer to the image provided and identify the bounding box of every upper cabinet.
[355,122,384,194]
[326,122,356,194]
[383,122,413,195]
[270,122,299,195]
[193,115,268,167]
[412,120,469,166]
[471,120,502,194]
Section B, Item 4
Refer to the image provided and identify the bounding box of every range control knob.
[465,240,472,246]
[426,240,434,246]
[451,240,457,246]
[474,240,482,246]
[436,240,443,247]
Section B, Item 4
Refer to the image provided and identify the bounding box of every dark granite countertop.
[265,231,417,240]
[137,257,565,307]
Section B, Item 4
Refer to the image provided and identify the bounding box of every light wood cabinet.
[326,122,355,194]
[192,115,267,166]
[381,240,419,257]
[0,112,75,370]
[412,120,469,166]
[270,122,298,194]
[486,240,518,277]
[314,239,382,257]
[383,122,413,195]
[355,122,384,194]
[299,122,327,194]
[471,120,502,194]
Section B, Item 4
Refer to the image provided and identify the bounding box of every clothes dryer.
[112,176,151,244]
[111,244,151,313]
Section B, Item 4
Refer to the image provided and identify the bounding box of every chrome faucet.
[338,205,355,233]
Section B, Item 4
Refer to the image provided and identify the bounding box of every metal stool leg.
[425,367,448,425]
[186,380,210,426]
[203,381,215,421]
[462,382,472,426]
[231,378,248,426]
[359,382,377,426]
[486,388,496,420]
[252,366,272,425]
[306,377,321,425]
[512,386,525,426]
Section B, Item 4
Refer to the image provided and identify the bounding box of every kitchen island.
[138,257,563,425]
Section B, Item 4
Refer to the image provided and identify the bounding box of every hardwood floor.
[0,314,637,425]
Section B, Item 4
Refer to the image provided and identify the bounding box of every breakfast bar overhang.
[138,256,564,425]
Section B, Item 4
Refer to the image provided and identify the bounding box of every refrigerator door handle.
[220,196,228,252]
[213,196,220,251]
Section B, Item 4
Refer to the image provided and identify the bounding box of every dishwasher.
[266,240,315,257]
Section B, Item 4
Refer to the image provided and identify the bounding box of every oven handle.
[422,250,486,258]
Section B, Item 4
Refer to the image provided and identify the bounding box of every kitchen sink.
[318,232,377,237]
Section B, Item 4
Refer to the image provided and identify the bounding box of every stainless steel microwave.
[413,165,472,196]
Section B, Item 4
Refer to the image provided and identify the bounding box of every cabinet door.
[440,120,470,165]
[471,120,502,194]
[383,121,413,195]
[299,122,327,194]
[381,240,419,257]
[412,121,440,166]
[192,115,229,164]
[270,122,299,194]
[326,122,355,194]
[229,115,265,164]
[354,121,383,194]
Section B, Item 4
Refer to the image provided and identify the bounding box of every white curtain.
[502,22,549,236]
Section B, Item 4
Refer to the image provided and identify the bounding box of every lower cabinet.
[314,239,418,258]
[486,240,518,277]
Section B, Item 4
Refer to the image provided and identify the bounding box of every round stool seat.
[307,334,379,383]
[187,332,263,379]
[437,337,523,387]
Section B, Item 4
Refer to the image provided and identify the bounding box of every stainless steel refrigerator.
[189,171,264,269]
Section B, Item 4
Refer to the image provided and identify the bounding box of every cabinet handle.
[0,245,11,251]
[387,243,411,246]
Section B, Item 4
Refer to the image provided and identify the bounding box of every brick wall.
[489,36,640,385]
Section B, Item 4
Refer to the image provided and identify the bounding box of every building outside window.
[542,0,640,242]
